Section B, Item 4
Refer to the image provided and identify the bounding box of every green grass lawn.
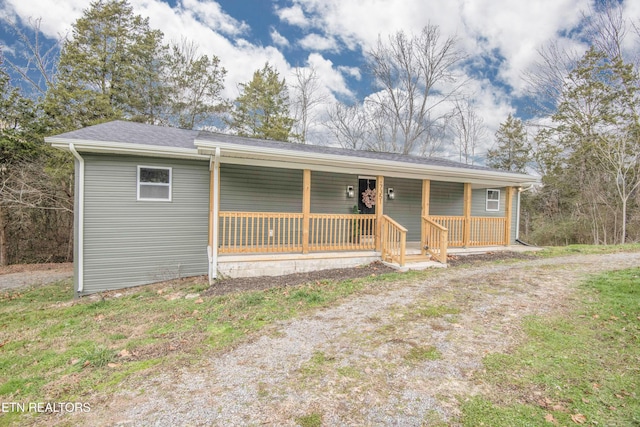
[461,266,640,426]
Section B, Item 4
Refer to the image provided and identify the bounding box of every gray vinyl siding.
[383,177,422,241]
[81,154,209,295]
[310,171,358,214]
[471,188,505,217]
[429,181,464,215]
[220,164,302,212]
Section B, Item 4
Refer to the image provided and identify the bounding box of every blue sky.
[1,0,639,159]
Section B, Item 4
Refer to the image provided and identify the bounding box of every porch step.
[382,254,447,272]
[404,254,436,263]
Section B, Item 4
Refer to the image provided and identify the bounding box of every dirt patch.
[203,261,396,296]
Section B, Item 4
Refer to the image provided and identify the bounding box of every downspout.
[516,189,521,241]
[68,144,84,293]
[208,147,220,285]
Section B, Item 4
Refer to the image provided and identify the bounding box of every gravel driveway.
[0,264,73,291]
[67,252,640,426]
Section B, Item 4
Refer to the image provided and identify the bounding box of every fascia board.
[47,138,208,161]
[197,140,540,186]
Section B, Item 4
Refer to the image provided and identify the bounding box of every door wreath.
[361,187,376,209]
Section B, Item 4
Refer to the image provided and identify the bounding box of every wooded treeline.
[1,0,638,265]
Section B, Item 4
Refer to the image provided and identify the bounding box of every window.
[486,189,500,211]
[137,166,172,201]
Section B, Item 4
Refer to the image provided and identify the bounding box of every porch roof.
[46,120,540,187]
[195,130,538,187]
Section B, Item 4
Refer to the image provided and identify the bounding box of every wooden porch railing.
[470,217,506,246]
[429,216,464,246]
[428,215,507,247]
[219,212,303,253]
[309,214,376,251]
[380,215,407,266]
[421,216,448,264]
[219,212,377,254]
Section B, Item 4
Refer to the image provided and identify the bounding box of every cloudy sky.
[1,0,639,160]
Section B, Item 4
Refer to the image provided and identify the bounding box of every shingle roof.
[48,120,199,149]
[49,120,522,176]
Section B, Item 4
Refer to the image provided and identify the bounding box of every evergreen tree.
[44,0,167,130]
[228,63,294,141]
[486,114,530,173]
[165,41,228,130]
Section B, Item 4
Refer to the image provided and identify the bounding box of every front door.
[358,178,376,235]
[358,178,376,214]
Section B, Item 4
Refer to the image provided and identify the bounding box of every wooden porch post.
[375,175,385,251]
[421,180,430,255]
[302,169,311,254]
[504,186,514,246]
[463,183,472,247]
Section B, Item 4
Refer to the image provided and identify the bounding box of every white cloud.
[178,0,248,36]
[275,4,309,28]
[2,0,85,39]
[337,65,361,80]
[298,33,339,52]
[270,28,289,47]
[286,0,595,96]
[305,53,354,97]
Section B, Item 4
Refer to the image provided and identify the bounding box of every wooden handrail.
[382,215,408,232]
[380,215,407,266]
[422,216,448,264]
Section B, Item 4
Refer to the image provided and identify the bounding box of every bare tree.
[366,24,466,155]
[451,98,486,164]
[523,41,579,117]
[2,17,60,97]
[290,65,328,143]
[325,102,369,150]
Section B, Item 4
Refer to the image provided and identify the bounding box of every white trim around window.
[137,165,172,201]
[486,189,500,211]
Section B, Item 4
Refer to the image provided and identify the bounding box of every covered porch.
[208,167,519,274]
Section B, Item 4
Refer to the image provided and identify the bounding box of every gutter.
[208,147,221,284]
[47,139,209,161]
[68,143,85,294]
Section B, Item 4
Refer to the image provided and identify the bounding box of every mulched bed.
[203,261,396,296]
[446,250,540,267]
